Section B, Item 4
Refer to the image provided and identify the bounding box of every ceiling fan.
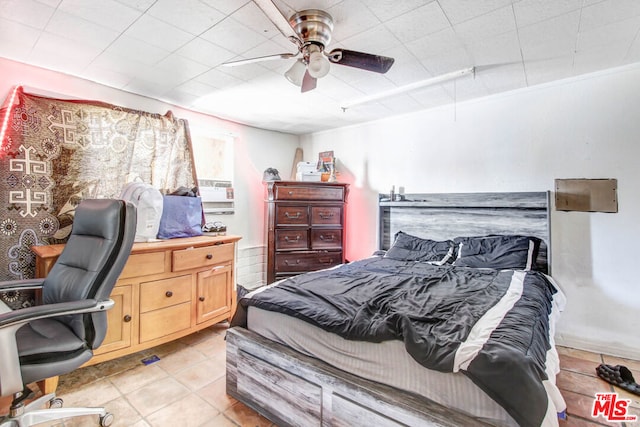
[222,0,395,93]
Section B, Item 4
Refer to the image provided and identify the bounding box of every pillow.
[453,235,541,270]
[384,231,455,265]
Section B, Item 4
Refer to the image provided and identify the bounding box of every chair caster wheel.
[100,412,114,427]
[49,397,63,408]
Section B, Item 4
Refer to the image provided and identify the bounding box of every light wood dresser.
[32,234,241,393]
[266,180,348,284]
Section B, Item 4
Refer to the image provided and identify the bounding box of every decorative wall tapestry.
[0,86,197,308]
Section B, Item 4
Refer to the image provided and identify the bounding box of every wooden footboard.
[226,327,487,427]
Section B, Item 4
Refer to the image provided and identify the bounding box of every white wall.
[300,63,640,359]
[0,57,300,285]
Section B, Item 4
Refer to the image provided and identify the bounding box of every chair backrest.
[42,199,136,348]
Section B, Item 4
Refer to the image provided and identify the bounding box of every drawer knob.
[319,235,334,241]
[123,315,132,322]
[319,258,335,264]
[284,259,300,265]
[284,212,301,219]
[165,291,173,298]
[206,254,213,259]
[199,296,205,302]
[284,235,301,242]
[288,191,293,195]
[319,212,334,219]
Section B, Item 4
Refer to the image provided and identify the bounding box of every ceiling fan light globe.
[285,59,306,86]
[307,50,330,78]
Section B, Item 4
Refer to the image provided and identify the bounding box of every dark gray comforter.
[233,256,559,427]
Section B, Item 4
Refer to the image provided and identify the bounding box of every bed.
[226,192,566,427]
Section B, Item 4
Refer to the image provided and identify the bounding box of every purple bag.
[157,195,203,239]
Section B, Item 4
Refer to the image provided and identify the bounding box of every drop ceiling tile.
[419,46,474,76]
[82,63,134,89]
[363,0,429,22]
[123,14,195,52]
[327,0,384,42]
[28,31,102,74]
[523,56,575,86]
[58,0,140,32]
[384,2,450,43]
[175,38,237,68]
[200,16,269,55]
[155,53,210,81]
[161,88,201,107]
[147,0,225,36]
[573,43,631,75]
[405,26,465,60]
[518,10,581,59]
[338,24,402,54]
[409,84,453,108]
[45,10,120,50]
[201,0,251,16]
[228,1,281,40]
[0,17,41,60]
[123,77,172,98]
[453,5,516,43]
[438,0,514,25]
[105,34,171,65]
[381,45,433,86]
[513,0,583,27]
[195,68,245,89]
[577,16,640,51]
[465,30,522,66]
[218,62,274,82]
[579,0,640,32]
[0,0,55,29]
[112,0,157,12]
[173,79,219,98]
[477,61,527,92]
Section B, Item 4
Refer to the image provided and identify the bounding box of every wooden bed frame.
[226,191,550,427]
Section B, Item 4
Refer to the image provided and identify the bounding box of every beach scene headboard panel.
[379,192,551,274]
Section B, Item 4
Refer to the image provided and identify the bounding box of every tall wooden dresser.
[266,180,349,284]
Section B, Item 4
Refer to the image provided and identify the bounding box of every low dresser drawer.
[275,185,344,201]
[311,206,342,225]
[139,302,191,343]
[119,252,166,279]
[275,230,308,250]
[172,243,234,272]
[311,229,342,250]
[140,275,191,313]
[275,205,308,225]
[275,251,343,273]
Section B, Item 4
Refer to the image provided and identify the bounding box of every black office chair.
[0,199,136,427]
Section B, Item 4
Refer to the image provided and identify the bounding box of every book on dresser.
[265,180,349,284]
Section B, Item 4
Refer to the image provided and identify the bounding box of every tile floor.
[1,322,639,427]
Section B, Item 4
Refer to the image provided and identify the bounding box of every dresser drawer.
[172,243,234,272]
[139,302,191,343]
[311,206,342,225]
[275,185,345,201]
[275,205,308,225]
[275,229,309,250]
[311,229,342,250]
[120,252,166,279]
[140,275,191,313]
[275,252,343,273]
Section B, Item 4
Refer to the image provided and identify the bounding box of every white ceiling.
[1,0,639,134]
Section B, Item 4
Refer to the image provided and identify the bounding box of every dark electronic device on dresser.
[265,181,349,284]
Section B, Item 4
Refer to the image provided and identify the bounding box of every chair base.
[0,392,113,427]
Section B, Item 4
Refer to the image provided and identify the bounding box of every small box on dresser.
[266,180,349,284]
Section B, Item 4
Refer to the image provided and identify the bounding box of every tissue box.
[296,162,321,181]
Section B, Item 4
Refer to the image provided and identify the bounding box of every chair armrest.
[0,299,114,329]
[0,278,45,292]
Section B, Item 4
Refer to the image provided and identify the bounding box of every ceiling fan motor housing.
[289,9,334,51]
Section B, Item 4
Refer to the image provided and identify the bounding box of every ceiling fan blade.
[252,0,300,43]
[222,52,297,67]
[301,70,317,93]
[327,49,395,74]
